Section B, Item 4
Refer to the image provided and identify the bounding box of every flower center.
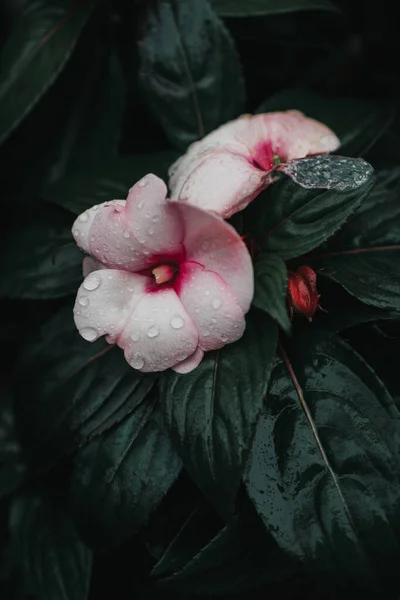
[251,141,282,171]
[152,264,177,285]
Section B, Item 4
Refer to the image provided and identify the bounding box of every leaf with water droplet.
[245,332,400,589]
[69,391,182,550]
[161,311,277,517]
[277,155,374,191]
[244,156,375,260]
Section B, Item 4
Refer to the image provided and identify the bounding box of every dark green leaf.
[253,253,290,333]
[10,494,92,600]
[245,333,400,590]
[161,311,278,516]
[153,510,296,594]
[43,153,177,214]
[316,168,400,311]
[47,49,127,184]
[212,0,338,16]
[13,307,156,472]
[245,158,374,260]
[315,303,394,334]
[278,155,373,191]
[150,505,216,578]
[70,398,182,550]
[0,393,26,500]
[257,89,396,158]
[138,0,245,150]
[0,0,96,145]
[0,203,82,299]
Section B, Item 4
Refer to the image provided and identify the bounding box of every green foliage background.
[1,1,400,599]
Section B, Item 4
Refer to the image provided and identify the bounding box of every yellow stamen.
[152,265,174,285]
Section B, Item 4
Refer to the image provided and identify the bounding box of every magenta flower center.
[251,141,283,171]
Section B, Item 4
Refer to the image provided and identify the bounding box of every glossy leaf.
[138,0,245,150]
[253,253,290,333]
[10,494,92,600]
[13,307,156,472]
[258,88,396,158]
[153,510,296,594]
[70,398,181,550]
[315,168,400,311]
[0,0,96,145]
[212,0,338,16]
[44,153,177,214]
[245,158,375,260]
[161,311,278,516]
[0,393,26,500]
[0,203,82,299]
[245,333,400,591]
[48,49,127,185]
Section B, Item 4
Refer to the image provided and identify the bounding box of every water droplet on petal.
[81,327,97,341]
[79,212,89,222]
[73,230,79,237]
[220,334,228,342]
[131,332,140,342]
[131,353,145,369]
[123,229,130,238]
[152,215,160,222]
[171,316,184,329]
[138,177,148,188]
[147,227,154,235]
[78,296,89,307]
[205,290,210,296]
[147,326,159,338]
[212,298,222,309]
[83,273,101,291]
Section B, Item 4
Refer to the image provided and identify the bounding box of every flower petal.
[119,288,198,373]
[177,262,245,352]
[124,174,184,258]
[168,111,339,217]
[256,110,340,160]
[72,174,183,271]
[74,270,148,344]
[170,151,266,218]
[175,203,254,312]
[172,347,204,374]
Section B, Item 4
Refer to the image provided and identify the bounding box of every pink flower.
[72,174,253,374]
[169,110,340,218]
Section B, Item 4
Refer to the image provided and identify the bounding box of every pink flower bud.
[287,266,320,321]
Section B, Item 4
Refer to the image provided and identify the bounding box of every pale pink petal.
[74,270,148,344]
[177,262,245,351]
[254,111,340,160]
[175,203,254,312]
[172,347,204,374]
[170,151,266,218]
[124,174,184,258]
[118,288,198,373]
[72,175,183,271]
